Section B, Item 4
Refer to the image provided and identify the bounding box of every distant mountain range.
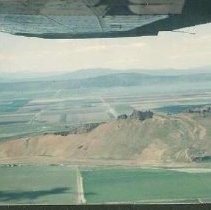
[1,67,211,82]
[1,71,211,92]
[0,69,119,82]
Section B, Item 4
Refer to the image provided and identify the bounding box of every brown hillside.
[0,114,210,165]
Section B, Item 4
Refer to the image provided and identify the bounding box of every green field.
[0,165,79,205]
[82,167,211,204]
[2,166,211,204]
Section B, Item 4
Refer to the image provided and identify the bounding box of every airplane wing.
[0,0,210,39]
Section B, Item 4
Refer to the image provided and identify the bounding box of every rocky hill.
[0,113,211,166]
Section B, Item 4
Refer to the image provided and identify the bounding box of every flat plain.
[1,73,211,140]
[82,167,211,204]
[0,165,79,205]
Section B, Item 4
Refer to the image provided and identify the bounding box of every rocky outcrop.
[188,106,211,113]
[129,110,153,121]
[52,109,155,137]
[192,155,211,163]
[53,122,103,136]
[188,106,211,117]
[117,110,153,121]
[117,114,128,120]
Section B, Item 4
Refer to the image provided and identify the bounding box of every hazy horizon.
[1,23,211,74]
[1,66,211,79]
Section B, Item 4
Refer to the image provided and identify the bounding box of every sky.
[0,23,211,73]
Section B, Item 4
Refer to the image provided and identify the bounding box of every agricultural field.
[0,94,113,140]
[1,78,211,140]
[82,167,211,204]
[0,165,81,205]
[2,165,211,205]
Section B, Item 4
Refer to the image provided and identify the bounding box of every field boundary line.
[76,166,86,204]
